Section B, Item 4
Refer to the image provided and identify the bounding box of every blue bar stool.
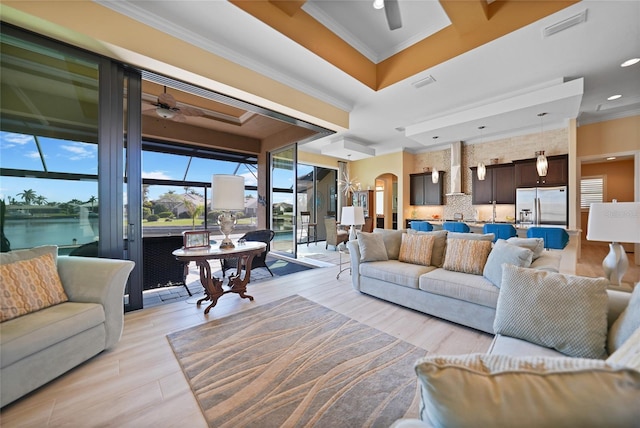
[410,221,433,232]
[483,223,517,242]
[526,227,569,250]
[442,222,470,233]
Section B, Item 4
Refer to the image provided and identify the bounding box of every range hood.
[446,141,465,196]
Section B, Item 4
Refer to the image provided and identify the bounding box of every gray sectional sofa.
[347,228,561,334]
[0,246,135,407]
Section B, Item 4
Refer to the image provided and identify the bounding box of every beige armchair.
[324,216,349,250]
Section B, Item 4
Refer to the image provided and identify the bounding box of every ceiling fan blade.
[180,106,204,117]
[384,0,402,30]
[158,92,177,108]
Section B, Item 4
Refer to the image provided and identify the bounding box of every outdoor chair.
[221,229,275,277]
[299,211,317,246]
[324,215,349,250]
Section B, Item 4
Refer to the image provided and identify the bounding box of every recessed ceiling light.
[621,58,640,67]
[606,157,616,161]
[607,94,622,101]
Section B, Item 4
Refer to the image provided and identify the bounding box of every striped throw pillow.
[398,233,435,266]
[442,238,492,275]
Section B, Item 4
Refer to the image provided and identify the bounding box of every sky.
[0,131,265,204]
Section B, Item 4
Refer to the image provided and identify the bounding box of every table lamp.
[340,206,365,241]
[586,201,640,285]
[212,174,245,249]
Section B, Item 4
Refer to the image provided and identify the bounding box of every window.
[580,176,604,209]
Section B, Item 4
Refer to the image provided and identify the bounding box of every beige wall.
[580,159,635,251]
[577,116,640,157]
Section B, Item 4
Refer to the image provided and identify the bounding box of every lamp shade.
[587,202,640,243]
[211,174,245,211]
[341,206,365,226]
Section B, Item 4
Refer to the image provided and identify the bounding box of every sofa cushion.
[608,283,640,354]
[494,265,609,359]
[446,232,494,241]
[488,334,566,357]
[0,301,105,368]
[398,234,434,266]
[442,239,492,275]
[357,231,388,262]
[506,237,544,259]
[414,353,640,428]
[407,229,448,267]
[373,228,405,260]
[0,251,68,322]
[419,269,499,309]
[483,239,533,288]
[528,252,561,272]
[359,260,435,289]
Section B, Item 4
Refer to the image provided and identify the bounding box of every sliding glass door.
[270,145,296,257]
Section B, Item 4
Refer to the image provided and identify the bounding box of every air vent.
[543,10,587,37]
[412,75,436,89]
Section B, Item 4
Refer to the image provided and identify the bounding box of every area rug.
[167,295,427,427]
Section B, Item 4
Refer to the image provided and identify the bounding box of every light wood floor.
[1,242,637,426]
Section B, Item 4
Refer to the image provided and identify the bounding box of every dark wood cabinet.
[514,154,568,187]
[409,172,444,205]
[470,164,515,204]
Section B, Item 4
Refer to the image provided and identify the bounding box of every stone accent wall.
[406,128,568,222]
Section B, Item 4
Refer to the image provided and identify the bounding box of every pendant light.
[432,169,439,184]
[431,136,439,184]
[536,113,548,177]
[476,126,486,181]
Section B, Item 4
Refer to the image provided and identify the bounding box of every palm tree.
[86,196,97,213]
[34,195,48,205]
[17,189,37,205]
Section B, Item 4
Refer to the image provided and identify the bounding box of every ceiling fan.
[144,87,204,122]
[374,0,402,31]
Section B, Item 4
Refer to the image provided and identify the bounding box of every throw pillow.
[442,239,492,275]
[506,237,544,259]
[608,284,640,354]
[0,245,59,265]
[414,353,640,428]
[0,252,68,322]
[408,230,447,267]
[398,233,435,266]
[483,239,533,288]
[607,326,640,370]
[494,265,609,359]
[357,231,388,262]
[373,229,405,260]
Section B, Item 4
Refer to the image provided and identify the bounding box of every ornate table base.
[173,242,267,314]
[194,254,256,314]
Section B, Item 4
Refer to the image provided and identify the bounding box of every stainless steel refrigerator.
[516,186,568,226]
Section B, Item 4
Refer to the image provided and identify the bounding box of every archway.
[375,173,399,229]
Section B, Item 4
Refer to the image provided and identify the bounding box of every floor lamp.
[586,201,640,285]
[340,206,365,241]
